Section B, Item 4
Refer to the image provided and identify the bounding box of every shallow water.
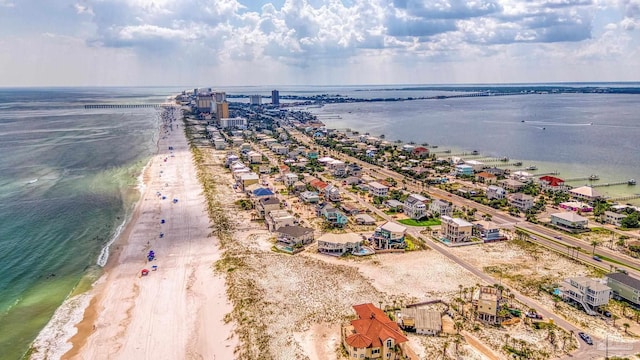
[0,88,176,360]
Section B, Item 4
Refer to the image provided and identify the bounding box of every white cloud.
[0,0,638,85]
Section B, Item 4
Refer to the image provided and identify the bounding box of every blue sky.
[0,0,638,86]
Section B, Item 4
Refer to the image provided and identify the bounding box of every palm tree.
[591,240,601,256]
[623,322,630,334]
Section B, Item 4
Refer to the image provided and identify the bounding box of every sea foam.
[29,293,92,360]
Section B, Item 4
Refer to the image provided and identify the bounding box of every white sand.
[65,118,236,359]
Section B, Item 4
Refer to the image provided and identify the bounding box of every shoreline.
[58,107,236,359]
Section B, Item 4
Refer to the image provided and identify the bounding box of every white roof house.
[569,186,602,201]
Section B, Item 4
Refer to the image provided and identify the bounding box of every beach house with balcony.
[403,194,428,220]
[486,185,506,200]
[342,303,410,360]
[455,164,474,176]
[368,181,389,198]
[569,186,603,202]
[475,287,506,325]
[265,210,296,232]
[604,211,627,226]
[473,221,504,242]
[256,197,280,219]
[441,216,473,243]
[560,277,611,315]
[607,272,640,306]
[317,233,363,256]
[276,225,314,249]
[550,212,588,233]
[508,193,534,211]
[372,221,407,250]
[429,199,452,217]
[316,203,348,228]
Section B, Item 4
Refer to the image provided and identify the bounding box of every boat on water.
[589,174,599,180]
[500,157,509,162]
[513,162,523,166]
[27,178,38,184]
[526,165,538,171]
[629,179,636,185]
[471,150,479,155]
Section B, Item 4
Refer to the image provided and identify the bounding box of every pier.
[609,194,640,202]
[84,103,178,109]
[565,175,600,182]
[591,179,636,188]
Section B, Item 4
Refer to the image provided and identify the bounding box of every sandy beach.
[62,113,236,359]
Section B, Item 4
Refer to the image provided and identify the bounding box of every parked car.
[593,255,602,262]
[525,312,543,320]
[578,332,593,345]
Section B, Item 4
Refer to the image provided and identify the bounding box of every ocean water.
[308,92,640,201]
[0,88,176,360]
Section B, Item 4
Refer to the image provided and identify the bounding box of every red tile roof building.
[342,303,409,359]
[539,175,565,188]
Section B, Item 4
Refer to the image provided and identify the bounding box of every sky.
[0,0,638,86]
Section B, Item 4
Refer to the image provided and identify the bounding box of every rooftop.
[569,186,602,199]
[317,232,363,244]
[379,221,407,233]
[276,225,314,237]
[607,272,640,290]
[551,212,588,222]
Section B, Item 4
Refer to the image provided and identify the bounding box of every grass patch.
[398,218,441,226]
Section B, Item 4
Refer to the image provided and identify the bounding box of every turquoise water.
[0,88,177,360]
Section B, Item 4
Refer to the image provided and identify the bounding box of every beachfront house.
[245,150,263,164]
[569,186,603,202]
[238,172,259,190]
[265,209,296,232]
[607,272,640,306]
[342,303,410,360]
[486,185,506,200]
[560,277,611,315]
[256,197,280,219]
[372,221,407,250]
[441,216,473,243]
[368,181,389,197]
[317,233,363,256]
[403,194,428,220]
[276,225,315,249]
[429,199,452,217]
[550,212,589,233]
[539,176,566,190]
[508,193,534,211]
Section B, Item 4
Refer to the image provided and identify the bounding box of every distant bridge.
[84,103,178,109]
